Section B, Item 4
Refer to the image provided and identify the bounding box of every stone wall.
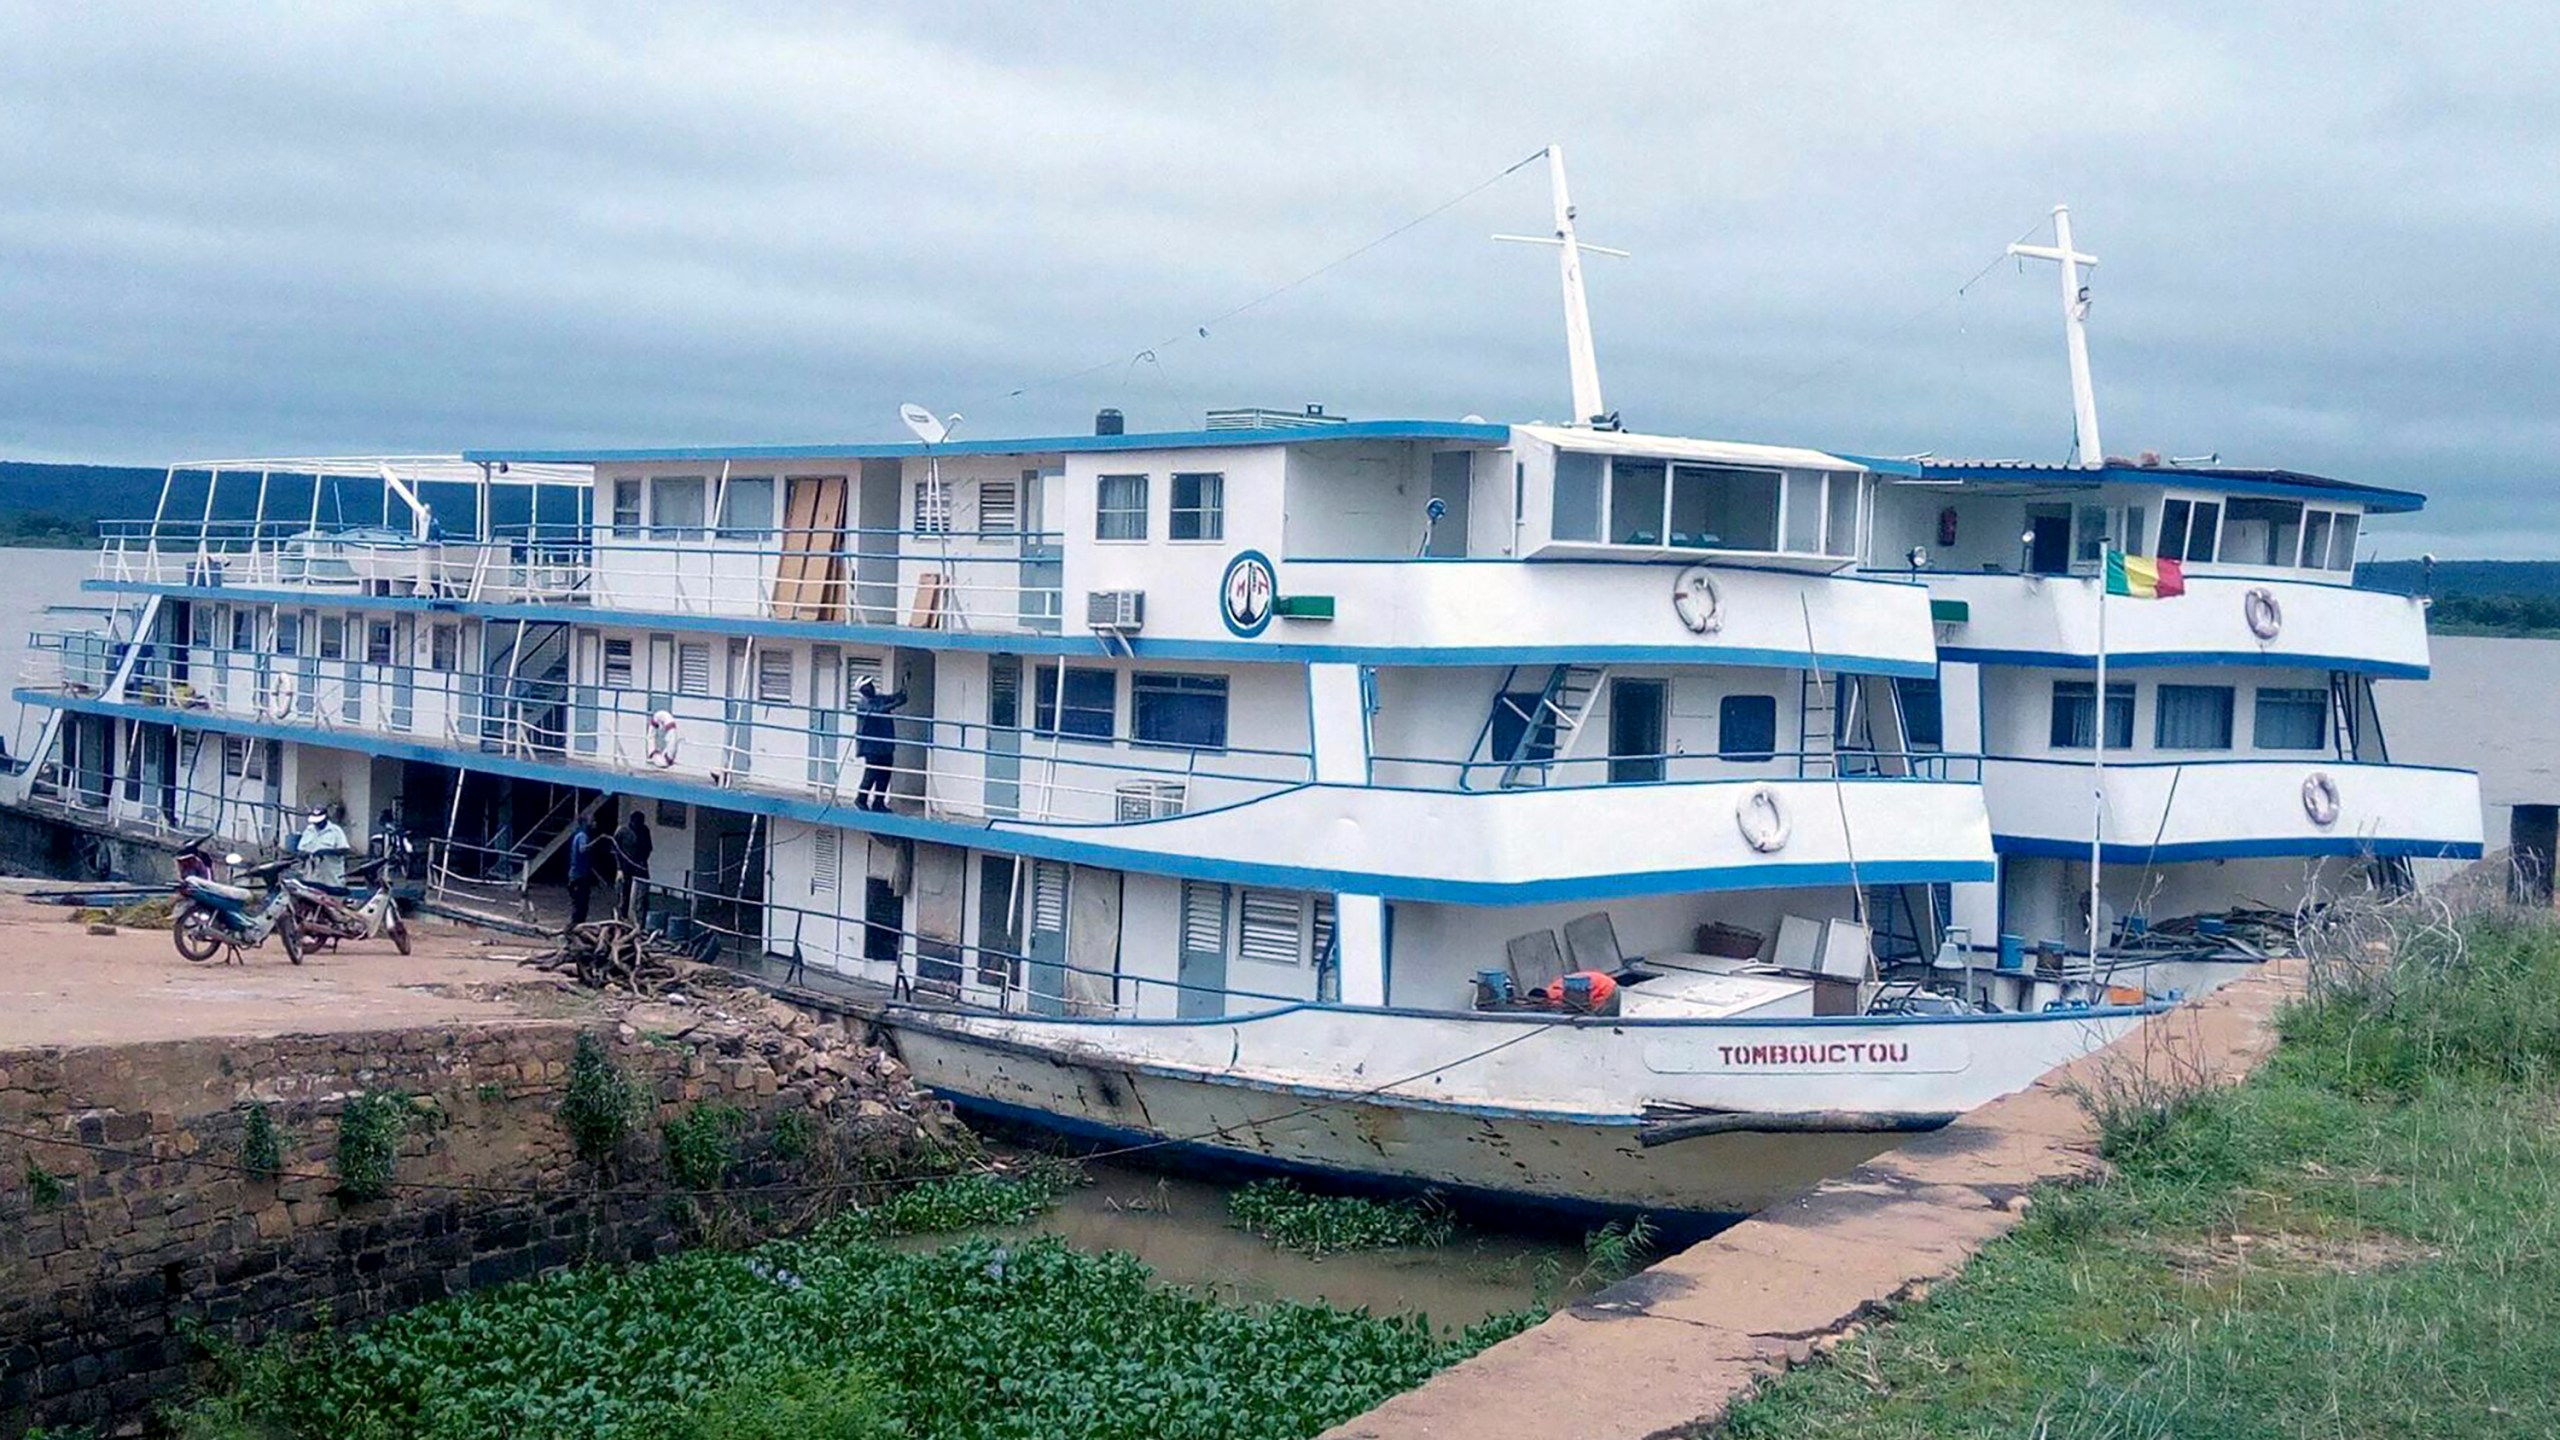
[0,1004,945,1434]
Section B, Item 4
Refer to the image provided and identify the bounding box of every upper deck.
[81,421,1940,675]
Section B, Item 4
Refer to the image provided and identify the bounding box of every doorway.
[1608,678,1667,783]
[2025,506,2072,575]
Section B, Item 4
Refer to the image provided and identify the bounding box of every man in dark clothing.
[852,676,909,813]
[564,817,599,931]
[612,810,652,920]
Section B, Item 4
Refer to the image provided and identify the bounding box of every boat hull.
[876,1001,2154,1216]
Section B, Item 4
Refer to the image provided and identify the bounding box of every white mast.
[1495,144,1627,427]
[2008,205,2103,467]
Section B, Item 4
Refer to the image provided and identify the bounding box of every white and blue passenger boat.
[5,159,2478,1216]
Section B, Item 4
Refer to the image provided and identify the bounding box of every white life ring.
[2301,771,2341,827]
[262,671,296,719]
[2244,587,2283,641]
[1671,565,1724,635]
[644,709,682,767]
[1736,784,1791,853]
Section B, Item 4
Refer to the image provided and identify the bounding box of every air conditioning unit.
[1086,590,1145,630]
[1114,779,1187,821]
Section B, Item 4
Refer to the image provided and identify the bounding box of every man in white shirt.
[296,806,351,886]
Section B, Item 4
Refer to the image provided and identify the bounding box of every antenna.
[2007,206,2103,467]
[899,403,953,446]
[1494,145,1627,427]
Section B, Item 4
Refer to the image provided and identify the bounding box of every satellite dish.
[899,403,948,446]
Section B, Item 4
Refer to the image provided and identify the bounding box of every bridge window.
[2157,499,2221,563]
[2221,498,2301,568]
[651,476,707,540]
[1552,452,1604,541]
[718,477,775,538]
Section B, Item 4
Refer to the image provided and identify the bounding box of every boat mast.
[2008,205,2104,467]
[1495,144,1627,427]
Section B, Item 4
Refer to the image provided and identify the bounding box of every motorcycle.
[285,853,412,955]
[170,839,305,965]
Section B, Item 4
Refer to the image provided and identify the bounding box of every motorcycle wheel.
[279,911,305,966]
[170,900,224,964]
[389,910,412,956]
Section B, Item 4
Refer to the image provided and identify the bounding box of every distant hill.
[2357,559,2560,600]
[0,461,169,547]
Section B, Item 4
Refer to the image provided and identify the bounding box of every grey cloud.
[1,1,2554,554]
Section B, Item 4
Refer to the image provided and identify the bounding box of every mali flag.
[2104,548,2184,599]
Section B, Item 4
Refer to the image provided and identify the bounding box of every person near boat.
[852,676,908,813]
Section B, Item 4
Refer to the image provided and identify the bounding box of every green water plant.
[1226,1179,1458,1255]
[663,1103,747,1191]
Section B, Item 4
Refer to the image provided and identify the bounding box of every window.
[1825,474,1860,557]
[189,606,214,648]
[913,478,952,536]
[430,623,460,672]
[1551,451,1603,542]
[2254,687,2329,750]
[1683,465,1781,551]
[610,479,643,537]
[1034,666,1116,739]
[1894,676,1944,750]
[2158,498,2222,563]
[1718,694,1779,760]
[1785,472,1825,552]
[1131,672,1229,749]
[2301,510,2332,571]
[979,479,1019,534]
[2051,681,2135,750]
[230,609,253,651]
[602,638,635,688]
[2327,513,2359,571]
[718,476,775,538]
[1238,889,1313,966]
[2073,505,2109,566]
[2154,684,2235,750]
[222,735,260,779]
[2121,505,2147,558]
[756,649,795,704]
[651,477,707,539]
[1096,474,1148,540]
[2302,508,2359,570]
[1169,472,1224,541]
[318,615,345,661]
[1611,460,1668,545]
[274,612,301,656]
[2222,498,2302,567]
[677,641,713,696]
[366,623,393,666]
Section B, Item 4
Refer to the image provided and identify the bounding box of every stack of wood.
[517,919,720,996]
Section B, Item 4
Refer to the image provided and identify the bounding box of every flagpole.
[2091,543,2108,967]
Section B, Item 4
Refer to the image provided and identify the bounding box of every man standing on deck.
[565,816,599,932]
[852,675,908,813]
[296,805,350,886]
[612,809,652,921]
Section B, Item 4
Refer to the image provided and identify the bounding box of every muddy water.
[911,1161,1598,1326]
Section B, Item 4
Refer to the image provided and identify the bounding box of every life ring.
[262,672,296,720]
[1672,565,1724,635]
[2301,771,2341,827]
[1736,784,1791,853]
[644,710,681,767]
[2244,588,2283,641]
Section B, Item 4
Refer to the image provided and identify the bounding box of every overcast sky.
[2,2,2553,554]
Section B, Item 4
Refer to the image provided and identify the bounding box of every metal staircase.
[426,781,607,925]
[1796,667,1844,778]
[1468,663,1608,789]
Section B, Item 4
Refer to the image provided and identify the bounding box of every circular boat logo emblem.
[1220,550,1276,637]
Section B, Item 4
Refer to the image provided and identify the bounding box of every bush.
[333,1092,409,1204]
[238,1105,283,1181]
[663,1104,746,1191]
[559,1032,643,1164]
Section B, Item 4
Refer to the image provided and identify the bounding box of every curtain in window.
[1131,673,1228,748]
[2154,685,2234,750]
[2252,688,2328,750]
[2050,682,2135,749]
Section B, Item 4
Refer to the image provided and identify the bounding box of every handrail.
[1372,747,1984,789]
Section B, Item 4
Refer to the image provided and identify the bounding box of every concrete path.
[1324,967,2298,1440]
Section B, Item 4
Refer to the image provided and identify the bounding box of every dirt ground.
[0,879,596,1049]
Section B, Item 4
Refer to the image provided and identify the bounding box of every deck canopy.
[1850,456,2425,516]
[143,456,592,546]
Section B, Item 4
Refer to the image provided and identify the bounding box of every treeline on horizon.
[0,460,167,545]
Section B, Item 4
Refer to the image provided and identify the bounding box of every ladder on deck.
[1797,666,1848,778]
[1471,663,1608,789]
[1869,882,1946,964]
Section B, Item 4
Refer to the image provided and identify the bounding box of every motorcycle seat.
[192,880,254,903]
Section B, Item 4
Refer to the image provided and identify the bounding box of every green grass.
[1717,910,2560,1439]
[170,1169,1536,1440]
[1226,1179,1458,1255]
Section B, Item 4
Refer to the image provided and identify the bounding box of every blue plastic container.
[1997,933,2027,972]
